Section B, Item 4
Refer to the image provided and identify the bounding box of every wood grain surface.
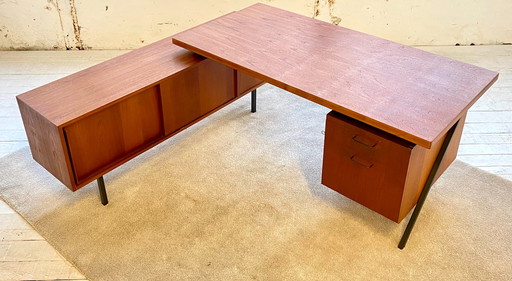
[321,111,466,222]
[16,37,204,127]
[3,46,508,280]
[322,111,414,222]
[17,100,73,187]
[237,71,263,96]
[15,36,262,191]
[160,59,236,134]
[64,85,163,185]
[173,3,499,148]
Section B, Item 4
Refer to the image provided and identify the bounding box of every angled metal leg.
[398,121,459,249]
[97,176,109,206]
[251,89,257,113]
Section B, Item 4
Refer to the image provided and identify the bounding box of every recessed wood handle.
[349,155,373,168]
[352,135,377,148]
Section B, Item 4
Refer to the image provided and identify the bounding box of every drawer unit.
[322,111,464,222]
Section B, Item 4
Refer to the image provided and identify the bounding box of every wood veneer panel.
[437,113,467,177]
[161,59,236,134]
[399,114,466,220]
[64,86,163,184]
[16,99,72,187]
[237,71,263,96]
[63,80,248,191]
[16,37,207,190]
[322,111,414,222]
[173,3,498,148]
[322,111,467,222]
[399,113,467,220]
[16,38,204,127]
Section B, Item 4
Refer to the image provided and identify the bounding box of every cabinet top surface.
[16,37,204,126]
[173,3,498,148]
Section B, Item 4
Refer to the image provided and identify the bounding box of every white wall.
[1,0,511,50]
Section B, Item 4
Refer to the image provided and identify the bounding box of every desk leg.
[251,89,257,113]
[398,121,459,249]
[97,176,109,206]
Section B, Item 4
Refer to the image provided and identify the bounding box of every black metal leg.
[251,89,257,113]
[398,121,459,249]
[97,176,109,206]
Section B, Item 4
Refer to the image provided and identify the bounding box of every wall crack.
[49,0,70,49]
[69,0,84,49]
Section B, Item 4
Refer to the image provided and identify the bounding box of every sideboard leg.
[251,89,257,113]
[398,121,459,249]
[97,176,109,206]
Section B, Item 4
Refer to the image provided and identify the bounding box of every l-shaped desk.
[17,4,498,248]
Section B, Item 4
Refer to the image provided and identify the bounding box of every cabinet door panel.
[237,70,263,96]
[65,86,163,184]
[161,59,236,134]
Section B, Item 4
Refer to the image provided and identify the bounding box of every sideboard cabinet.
[17,38,263,191]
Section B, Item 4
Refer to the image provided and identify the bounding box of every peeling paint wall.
[0,0,68,49]
[72,0,312,49]
[68,0,83,49]
[0,0,511,50]
[323,0,512,46]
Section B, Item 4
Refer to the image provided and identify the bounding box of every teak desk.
[172,4,498,248]
[17,4,497,249]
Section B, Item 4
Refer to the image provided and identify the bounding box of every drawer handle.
[352,135,377,148]
[349,155,373,169]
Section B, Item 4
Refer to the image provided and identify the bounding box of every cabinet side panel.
[399,146,427,221]
[16,98,73,189]
[437,113,467,178]
[400,113,467,220]
[237,70,264,96]
[418,113,467,192]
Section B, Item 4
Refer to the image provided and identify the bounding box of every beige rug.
[1,86,511,281]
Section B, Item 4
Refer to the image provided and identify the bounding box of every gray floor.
[0,46,510,280]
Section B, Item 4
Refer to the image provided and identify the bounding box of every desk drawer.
[322,111,415,222]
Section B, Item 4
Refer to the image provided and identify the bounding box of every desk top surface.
[173,3,498,148]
